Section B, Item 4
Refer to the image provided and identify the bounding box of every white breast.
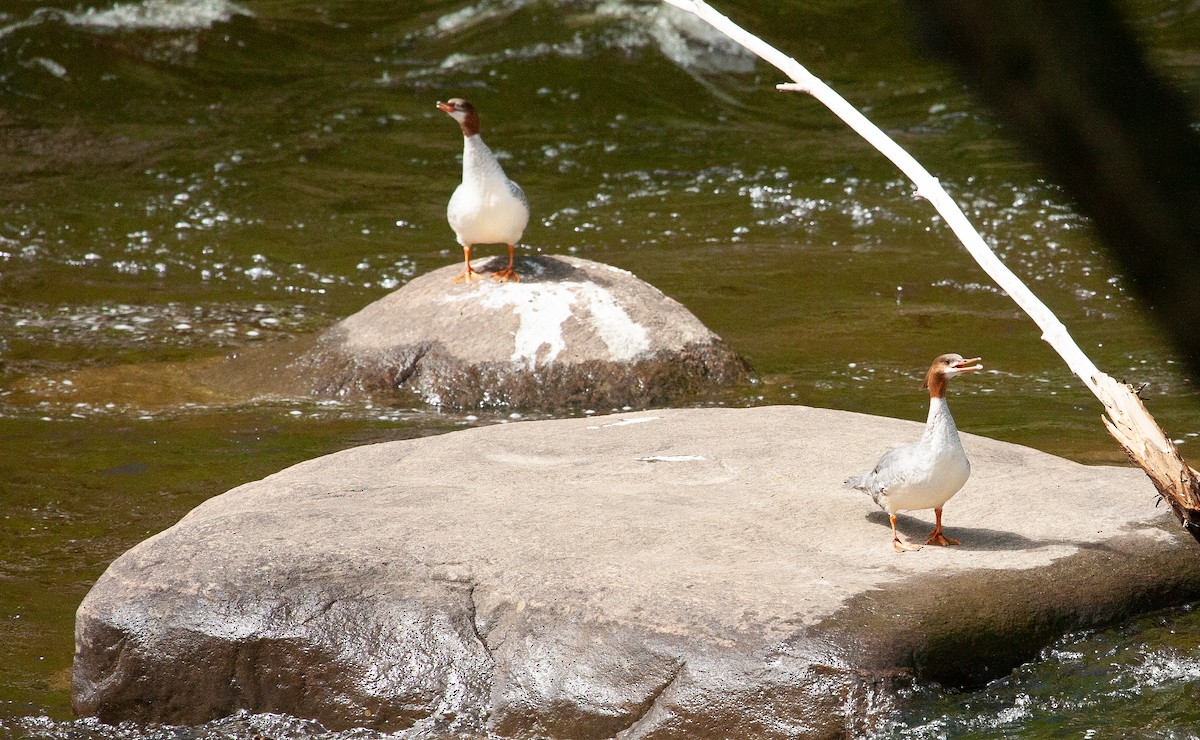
[851,397,971,514]
[448,134,529,247]
[873,443,970,513]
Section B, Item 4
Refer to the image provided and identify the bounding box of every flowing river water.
[1,1,1198,737]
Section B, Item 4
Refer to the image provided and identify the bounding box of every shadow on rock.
[870,511,1045,552]
[476,254,586,282]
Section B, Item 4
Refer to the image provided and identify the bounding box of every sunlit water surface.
[1,0,1198,737]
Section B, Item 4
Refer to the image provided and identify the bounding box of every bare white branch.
[663,0,1200,533]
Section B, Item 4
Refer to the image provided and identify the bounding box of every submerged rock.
[292,254,749,410]
[73,406,1200,737]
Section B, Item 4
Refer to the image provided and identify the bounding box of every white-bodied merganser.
[436,98,530,284]
[846,353,983,551]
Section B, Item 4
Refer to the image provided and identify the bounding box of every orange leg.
[890,514,921,552]
[453,245,479,284]
[490,244,521,282]
[926,508,960,546]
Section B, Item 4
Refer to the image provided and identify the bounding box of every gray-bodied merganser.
[846,353,983,551]
[436,98,529,283]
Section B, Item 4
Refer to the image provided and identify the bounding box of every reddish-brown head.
[921,353,983,398]
[436,98,480,137]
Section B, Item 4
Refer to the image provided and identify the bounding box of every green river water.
[1,1,1198,737]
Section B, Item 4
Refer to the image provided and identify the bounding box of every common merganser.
[846,353,983,552]
[436,98,530,284]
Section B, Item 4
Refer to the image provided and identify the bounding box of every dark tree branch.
[907,0,1200,379]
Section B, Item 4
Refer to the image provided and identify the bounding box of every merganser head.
[436,98,480,137]
[921,353,983,397]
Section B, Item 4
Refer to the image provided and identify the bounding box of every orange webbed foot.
[453,268,480,284]
[926,509,959,546]
[491,268,521,282]
[888,514,921,552]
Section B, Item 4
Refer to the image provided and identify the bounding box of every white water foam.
[0,0,251,38]
[65,0,251,31]
[419,0,752,77]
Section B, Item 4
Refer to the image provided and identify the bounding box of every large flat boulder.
[292,255,749,410]
[73,406,1200,737]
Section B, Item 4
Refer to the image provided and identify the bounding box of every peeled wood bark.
[1097,375,1200,538]
[664,0,1200,542]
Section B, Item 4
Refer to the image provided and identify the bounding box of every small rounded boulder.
[293,254,750,410]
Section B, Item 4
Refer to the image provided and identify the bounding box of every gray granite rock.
[73,406,1200,737]
[292,255,749,410]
